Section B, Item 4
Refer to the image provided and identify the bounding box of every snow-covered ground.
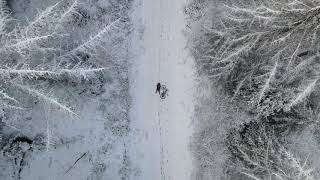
[0,1,132,180]
[0,0,195,179]
[129,0,195,179]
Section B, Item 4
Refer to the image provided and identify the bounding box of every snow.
[128,0,195,179]
[0,1,133,179]
[0,0,195,178]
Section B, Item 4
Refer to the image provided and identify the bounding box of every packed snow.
[128,0,195,179]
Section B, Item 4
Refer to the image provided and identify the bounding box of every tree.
[193,0,320,118]
[0,0,132,179]
[0,0,123,118]
[0,0,131,156]
[227,122,314,180]
[186,1,320,178]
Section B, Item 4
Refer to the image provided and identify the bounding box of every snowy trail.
[129,0,195,179]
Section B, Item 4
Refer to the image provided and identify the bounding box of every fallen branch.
[64,151,88,175]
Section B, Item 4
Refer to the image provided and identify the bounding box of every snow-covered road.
[129,0,195,179]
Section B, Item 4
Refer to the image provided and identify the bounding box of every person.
[155,83,161,95]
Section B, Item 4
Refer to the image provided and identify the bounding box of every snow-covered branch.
[228,123,314,180]
[16,85,77,116]
[0,68,106,80]
[0,0,126,117]
[195,0,320,116]
[0,0,10,35]
[65,18,121,56]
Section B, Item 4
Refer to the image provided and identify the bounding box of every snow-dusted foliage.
[190,0,320,118]
[0,0,112,117]
[0,0,9,34]
[227,123,314,180]
[190,81,252,179]
[0,0,131,128]
[186,0,320,179]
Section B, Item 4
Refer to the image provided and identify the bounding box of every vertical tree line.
[187,0,320,179]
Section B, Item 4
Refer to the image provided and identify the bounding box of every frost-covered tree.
[0,0,9,34]
[0,0,132,157]
[227,123,314,180]
[186,0,320,179]
[192,0,320,118]
[0,0,125,120]
[0,0,131,178]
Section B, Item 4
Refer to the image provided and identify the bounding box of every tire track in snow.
[158,0,166,178]
[158,110,165,180]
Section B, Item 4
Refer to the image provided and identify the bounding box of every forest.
[186,0,320,179]
[0,0,133,179]
[3,0,318,179]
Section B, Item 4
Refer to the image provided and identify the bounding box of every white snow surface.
[128,0,195,179]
